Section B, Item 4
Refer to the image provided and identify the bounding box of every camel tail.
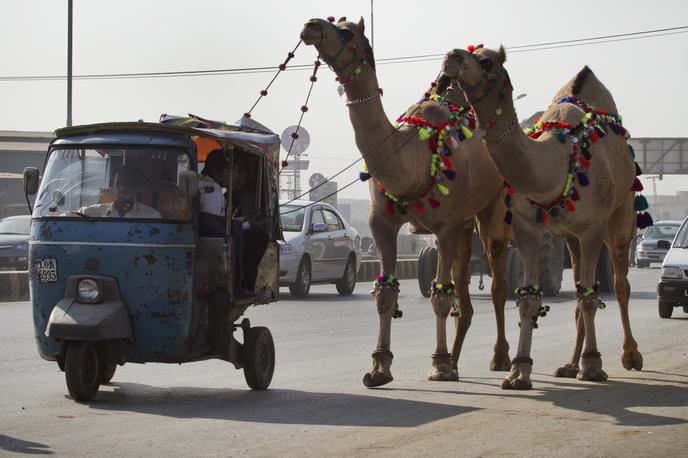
[550,66,618,115]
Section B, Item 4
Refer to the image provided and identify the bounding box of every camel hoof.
[363,372,393,388]
[577,368,608,382]
[427,368,459,382]
[501,378,532,390]
[621,349,643,371]
[553,364,579,378]
[490,353,511,372]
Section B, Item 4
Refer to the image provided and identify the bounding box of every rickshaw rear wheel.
[243,327,275,390]
[65,341,101,402]
[100,362,117,384]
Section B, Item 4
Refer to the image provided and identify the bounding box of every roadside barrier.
[357,256,418,282]
[0,272,29,302]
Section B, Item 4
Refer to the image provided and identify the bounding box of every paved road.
[1,268,686,457]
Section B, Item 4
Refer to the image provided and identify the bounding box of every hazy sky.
[1,0,687,199]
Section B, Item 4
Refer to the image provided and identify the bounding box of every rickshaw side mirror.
[178,170,198,199]
[23,167,40,195]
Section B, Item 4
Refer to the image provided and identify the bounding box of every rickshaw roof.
[52,115,280,160]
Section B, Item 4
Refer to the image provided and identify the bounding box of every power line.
[2,25,686,82]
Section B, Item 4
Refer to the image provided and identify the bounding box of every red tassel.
[506,187,514,196]
[571,188,580,201]
[541,211,548,224]
[428,137,437,151]
[386,200,395,215]
[630,178,644,192]
[580,158,592,168]
[590,132,599,143]
[442,156,453,169]
[413,203,425,214]
[566,200,576,212]
[428,198,440,208]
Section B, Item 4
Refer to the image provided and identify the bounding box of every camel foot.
[553,363,579,378]
[621,349,643,371]
[501,377,532,390]
[427,368,459,382]
[363,371,394,388]
[578,352,607,382]
[577,367,608,382]
[490,352,511,372]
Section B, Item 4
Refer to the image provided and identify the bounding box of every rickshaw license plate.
[36,258,58,283]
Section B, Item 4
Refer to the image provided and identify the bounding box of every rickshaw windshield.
[33,147,192,221]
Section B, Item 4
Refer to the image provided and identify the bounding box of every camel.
[441,45,646,390]
[300,17,513,387]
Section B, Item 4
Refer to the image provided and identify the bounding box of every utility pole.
[370,0,374,50]
[67,0,73,127]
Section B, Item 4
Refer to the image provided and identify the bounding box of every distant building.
[0,130,52,218]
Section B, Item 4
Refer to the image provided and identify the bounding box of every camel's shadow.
[383,372,688,427]
[86,384,479,427]
[0,434,53,455]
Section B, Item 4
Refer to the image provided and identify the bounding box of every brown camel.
[442,45,645,390]
[300,17,513,387]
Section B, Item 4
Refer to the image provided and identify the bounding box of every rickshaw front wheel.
[242,327,275,390]
[65,341,101,402]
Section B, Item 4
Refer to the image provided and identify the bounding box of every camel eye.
[478,58,493,71]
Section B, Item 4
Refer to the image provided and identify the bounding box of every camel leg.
[363,211,403,388]
[576,226,608,382]
[476,204,511,371]
[606,206,643,371]
[449,220,474,378]
[428,225,462,381]
[554,236,585,378]
[502,219,546,390]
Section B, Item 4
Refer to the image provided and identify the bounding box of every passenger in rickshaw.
[80,166,162,218]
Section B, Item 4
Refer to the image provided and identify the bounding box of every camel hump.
[550,66,618,114]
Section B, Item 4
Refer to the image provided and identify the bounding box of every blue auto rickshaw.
[23,115,282,402]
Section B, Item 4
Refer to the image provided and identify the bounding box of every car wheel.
[336,255,356,295]
[289,257,311,298]
[658,301,673,319]
[637,260,649,268]
[683,305,688,314]
[242,326,275,390]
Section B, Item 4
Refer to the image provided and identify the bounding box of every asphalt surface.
[1,268,686,457]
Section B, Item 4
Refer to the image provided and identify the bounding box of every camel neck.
[342,66,425,196]
[470,88,569,203]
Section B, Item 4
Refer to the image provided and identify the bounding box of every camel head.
[300,17,375,84]
[441,45,510,102]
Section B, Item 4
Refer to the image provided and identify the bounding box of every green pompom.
[634,195,649,212]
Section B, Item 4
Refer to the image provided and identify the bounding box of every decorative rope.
[515,284,549,329]
[429,280,462,317]
[576,281,606,310]
[371,274,403,318]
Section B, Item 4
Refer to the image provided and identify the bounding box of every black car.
[0,215,31,272]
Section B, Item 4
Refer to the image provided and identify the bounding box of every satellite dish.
[281,125,310,155]
[309,172,326,188]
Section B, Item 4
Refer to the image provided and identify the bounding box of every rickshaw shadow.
[89,383,479,427]
[0,434,54,455]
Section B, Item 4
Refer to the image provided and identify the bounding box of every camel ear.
[337,16,347,23]
[497,45,507,64]
[476,44,484,50]
[357,16,365,33]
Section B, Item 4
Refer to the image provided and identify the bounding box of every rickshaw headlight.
[77,278,100,302]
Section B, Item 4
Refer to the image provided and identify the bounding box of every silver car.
[636,220,682,268]
[279,200,361,298]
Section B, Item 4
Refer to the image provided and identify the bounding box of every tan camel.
[300,17,513,387]
[442,45,645,390]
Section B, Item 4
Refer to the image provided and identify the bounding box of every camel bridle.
[318,23,368,84]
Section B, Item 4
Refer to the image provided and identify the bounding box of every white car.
[278,200,361,298]
[657,216,688,318]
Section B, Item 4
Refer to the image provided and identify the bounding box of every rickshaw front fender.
[46,298,133,342]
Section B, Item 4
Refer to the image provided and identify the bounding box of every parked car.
[636,220,682,268]
[657,216,688,318]
[0,215,31,272]
[279,200,361,298]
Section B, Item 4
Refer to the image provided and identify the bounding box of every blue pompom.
[359,172,371,182]
[443,169,456,180]
[577,172,589,186]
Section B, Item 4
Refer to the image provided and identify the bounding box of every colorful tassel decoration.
[590,132,599,143]
[577,172,590,186]
[504,210,513,225]
[630,178,643,192]
[580,157,592,168]
[359,171,371,181]
[541,211,549,224]
[634,195,649,212]
[418,128,431,141]
[637,212,654,229]
[386,200,395,216]
[550,207,559,218]
[460,124,473,139]
[566,200,576,212]
[441,156,453,169]
[535,207,543,223]
[635,162,642,176]
[428,198,440,209]
[436,183,450,195]
[413,202,425,214]
[443,169,456,180]
[628,144,635,159]
[581,148,592,160]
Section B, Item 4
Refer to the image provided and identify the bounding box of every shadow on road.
[0,434,53,455]
[384,375,688,428]
[278,292,366,303]
[88,385,479,427]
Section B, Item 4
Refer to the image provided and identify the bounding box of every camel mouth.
[300,20,324,45]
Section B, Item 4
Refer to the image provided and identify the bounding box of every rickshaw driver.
[80,166,162,218]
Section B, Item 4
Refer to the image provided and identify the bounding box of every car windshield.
[33,147,192,220]
[0,218,30,234]
[642,224,680,240]
[280,205,306,232]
